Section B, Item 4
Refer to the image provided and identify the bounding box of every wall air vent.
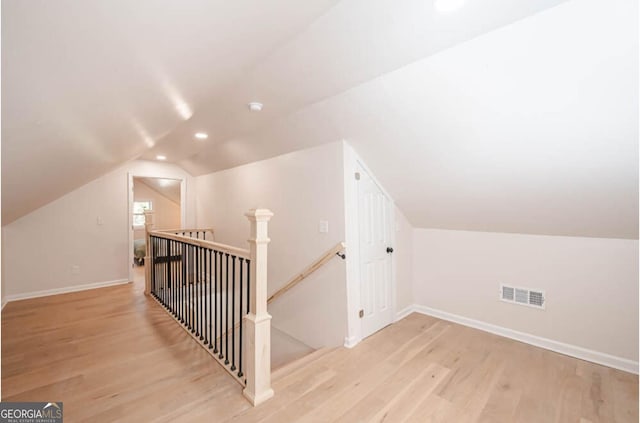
[501,285,514,301]
[500,284,545,309]
[529,290,545,307]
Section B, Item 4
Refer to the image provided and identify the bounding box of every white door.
[358,166,394,339]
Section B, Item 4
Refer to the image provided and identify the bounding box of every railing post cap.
[245,209,274,220]
[144,210,155,226]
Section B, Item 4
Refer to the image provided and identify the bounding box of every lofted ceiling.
[135,177,181,204]
[3,0,637,238]
[1,0,340,224]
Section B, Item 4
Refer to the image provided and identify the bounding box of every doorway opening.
[129,176,183,290]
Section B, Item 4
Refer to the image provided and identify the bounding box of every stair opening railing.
[155,228,215,241]
[143,209,274,406]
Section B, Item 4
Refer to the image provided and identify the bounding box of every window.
[133,201,152,227]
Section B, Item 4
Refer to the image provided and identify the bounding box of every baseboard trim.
[5,279,130,303]
[399,304,638,375]
[395,305,415,322]
[343,335,359,349]
[1,299,7,311]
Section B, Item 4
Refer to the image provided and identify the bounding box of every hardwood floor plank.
[406,394,462,423]
[2,284,637,423]
[611,367,639,422]
[476,374,523,423]
[363,363,450,423]
[290,322,450,423]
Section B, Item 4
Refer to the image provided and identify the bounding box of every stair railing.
[154,228,215,241]
[143,209,274,406]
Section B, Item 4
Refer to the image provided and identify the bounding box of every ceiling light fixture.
[194,132,208,139]
[156,155,167,161]
[248,102,263,112]
[175,102,192,120]
[434,0,465,13]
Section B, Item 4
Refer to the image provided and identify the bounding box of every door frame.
[127,172,187,283]
[343,142,397,348]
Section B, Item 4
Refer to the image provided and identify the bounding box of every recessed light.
[248,102,263,112]
[175,102,192,120]
[434,0,465,13]
[194,132,208,140]
[156,155,167,161]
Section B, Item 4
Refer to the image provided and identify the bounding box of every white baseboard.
[5,279,130,303]
[343,335,359,349]
[345,305,414,348]
[397,304,638,375]
[395,305,415,322]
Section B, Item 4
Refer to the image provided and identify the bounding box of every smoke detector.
[248,102,263,112]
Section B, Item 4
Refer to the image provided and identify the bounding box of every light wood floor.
[2,282,637,422]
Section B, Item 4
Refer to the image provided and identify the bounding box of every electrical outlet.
[96,216,104,225]
[71,265,80,274]
[318,220,329,233]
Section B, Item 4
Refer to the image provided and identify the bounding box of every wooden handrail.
[149,230,250,258]
[155,228,214,235]
[268,242,346,304]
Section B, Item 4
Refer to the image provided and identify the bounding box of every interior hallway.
[1,282,637,422]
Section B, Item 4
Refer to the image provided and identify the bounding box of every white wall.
[2,160,195,298]
[133,179,181,240]
[413,229,639,362]
[195,142,347,348]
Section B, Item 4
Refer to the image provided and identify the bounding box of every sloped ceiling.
[135,177,181,205]
[1,0,340,224]
[3,0,637,239]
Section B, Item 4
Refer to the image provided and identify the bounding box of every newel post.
[144,211,155,296]
[243,208,274,406]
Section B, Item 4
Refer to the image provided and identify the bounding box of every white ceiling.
[3,0,637,238]
[1,0,340,224]
[135,177,181,204]
[243,0,637,239]
[149,0,569,169]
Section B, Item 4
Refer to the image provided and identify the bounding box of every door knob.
[386,247,394,254]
